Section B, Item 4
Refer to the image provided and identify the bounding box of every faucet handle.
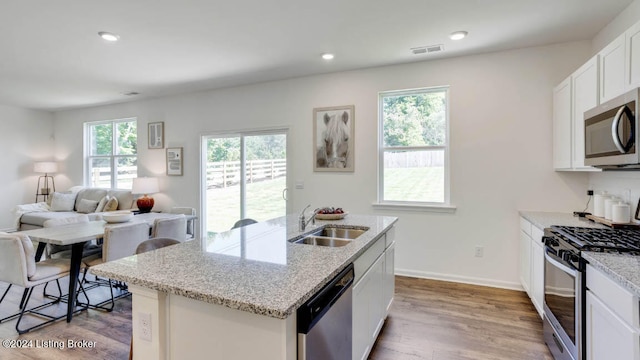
[300,204,311,217]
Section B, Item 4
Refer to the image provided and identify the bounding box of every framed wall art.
[313,105,355,172]
[148,122,164,149]
[166,147,183,176]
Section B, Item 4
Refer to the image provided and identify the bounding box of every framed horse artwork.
[313,105,355,172]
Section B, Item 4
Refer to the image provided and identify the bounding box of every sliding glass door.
[202,130,288,237]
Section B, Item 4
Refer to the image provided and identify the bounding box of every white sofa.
[18,188,135,230]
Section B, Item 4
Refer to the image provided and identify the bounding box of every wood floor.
[0,276,552,360]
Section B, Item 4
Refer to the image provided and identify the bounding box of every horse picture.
[313,105,355,171]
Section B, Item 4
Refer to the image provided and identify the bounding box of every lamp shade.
[132,177,159,195]
[34,161,58,174]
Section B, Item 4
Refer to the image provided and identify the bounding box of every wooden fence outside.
[206,159,286,188]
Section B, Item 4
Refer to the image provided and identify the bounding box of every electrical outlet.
[139,312,152,341]
[474,246,484,258]
[587,190,594,196]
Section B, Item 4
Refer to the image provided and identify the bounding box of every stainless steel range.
[543,225,640,360]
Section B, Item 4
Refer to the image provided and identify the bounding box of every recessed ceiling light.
[98,32,120,42]
[322,53,335,60]
[449,31,468,40]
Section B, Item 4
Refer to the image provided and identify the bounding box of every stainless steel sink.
[310,227,368,240]
[293,236,352,247]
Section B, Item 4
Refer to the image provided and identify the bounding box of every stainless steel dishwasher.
[297,263,354,360]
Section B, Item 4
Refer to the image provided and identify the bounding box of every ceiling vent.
[411,44,444,55]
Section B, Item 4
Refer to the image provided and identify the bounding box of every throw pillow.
[104,197,119,211]
[50,192,77,211]
[77,199,99,214]
[95,196,109,212]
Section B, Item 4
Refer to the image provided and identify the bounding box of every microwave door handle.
[611,105,627,153]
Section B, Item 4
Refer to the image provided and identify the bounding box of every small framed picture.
[166,147,183,176]
[313,105,355,172]
[148,122,164,149]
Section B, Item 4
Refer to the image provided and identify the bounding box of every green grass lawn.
[204,167,442,235]
[384,167,444,202]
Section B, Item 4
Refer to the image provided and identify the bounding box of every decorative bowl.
[102,212,134,223]
[315,212,348,220]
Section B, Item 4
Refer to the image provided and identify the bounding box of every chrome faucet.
[299,204,317,232]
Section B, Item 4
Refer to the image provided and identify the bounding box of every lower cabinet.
[586,264,640,360]
[353,227,395,360]
[519,217,544,317]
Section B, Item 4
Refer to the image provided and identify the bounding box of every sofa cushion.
[74,188,108,211]
[104,197,119,211]
[108,190,134,210]
[95,196,108,212]
[50,192,77,211]
[20,211,82,227]
[77,199,99,214]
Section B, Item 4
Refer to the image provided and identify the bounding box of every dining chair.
[0,233,82,334]
[231,218,257,229]
[151,215,187,241]
[170,207,196,239]
[80,221,150,311]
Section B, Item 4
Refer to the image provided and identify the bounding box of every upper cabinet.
[599,33,626,104]
[626,22,640,90]
[552,56,600,171]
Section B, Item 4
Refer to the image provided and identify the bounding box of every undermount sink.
[293,236,352,247]
[291,226,369,247]
[310,227,368,240]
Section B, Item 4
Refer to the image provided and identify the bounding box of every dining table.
[16,212,196,323]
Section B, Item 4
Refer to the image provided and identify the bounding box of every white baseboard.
[395,268,524,292]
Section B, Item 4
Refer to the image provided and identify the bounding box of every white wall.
[0,105,54,229]
[54,40,591,289]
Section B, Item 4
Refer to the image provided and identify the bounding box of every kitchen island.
[91,214,397,359]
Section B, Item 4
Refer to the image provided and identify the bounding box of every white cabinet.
[572,56,599,169]
[625,21,640,89]
[586,264,640,360]
[599,33,626,103]
[353,227,395,360]
[553,77,572,170]
[518,217,544,318]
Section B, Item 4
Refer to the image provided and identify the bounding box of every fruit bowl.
[102,211,134,223]
[315,212,348,220]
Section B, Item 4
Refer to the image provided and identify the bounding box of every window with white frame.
[378,87,450,205]
[85,118,137,189]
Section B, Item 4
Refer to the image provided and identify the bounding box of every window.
[378,87,450,207]
[85,118,137,189]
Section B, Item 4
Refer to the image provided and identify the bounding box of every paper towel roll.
[604,197,618,220]
[594,193,610,217]
[612,202,631,223]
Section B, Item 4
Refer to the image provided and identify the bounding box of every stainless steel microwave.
[584,88,640,168]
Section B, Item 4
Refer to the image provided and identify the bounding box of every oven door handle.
[544,249,579,276]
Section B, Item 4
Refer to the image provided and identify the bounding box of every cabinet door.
[519,230,531,295]
[383,242,395,316]
[352,273,372,360]
[572,56,599,169]
[600,33,626,103]
[626,21,640,90]
[370,255,386,345]
[530,239,544,318]
[553,77,572,170]
[586,291,640,360]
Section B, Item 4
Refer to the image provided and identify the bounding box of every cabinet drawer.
[587,264,639,328]
[354,236,384,284]
[520,217,532,237]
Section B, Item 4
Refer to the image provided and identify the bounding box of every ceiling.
[0,0,633,111]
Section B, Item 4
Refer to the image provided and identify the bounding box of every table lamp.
[34,161,58,201]
[132,177,159,213]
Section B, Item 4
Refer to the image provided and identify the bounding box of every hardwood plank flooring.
[0,276,552,359]
[369,276,553,360]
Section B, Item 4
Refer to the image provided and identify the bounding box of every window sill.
[371,202,457,213]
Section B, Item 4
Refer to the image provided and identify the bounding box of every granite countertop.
[582,252,640,297]
[90,214,397,319]
[519,211,606,230]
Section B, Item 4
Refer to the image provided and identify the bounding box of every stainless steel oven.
[543,235,583,360]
